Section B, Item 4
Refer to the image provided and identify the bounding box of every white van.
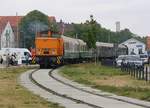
[116,55,141,67]
[0,48,32,64]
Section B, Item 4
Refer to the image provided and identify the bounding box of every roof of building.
[120,38,145,46]
[96,42,114,47]
[62,35,79,45]
[0,16,22,34]
[96,41,126,48]
[0,16,56,35]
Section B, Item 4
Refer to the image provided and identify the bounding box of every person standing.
[6,54,10,67]
[14,53,18,65]
[25,53,29,65]
[0,55,3,64]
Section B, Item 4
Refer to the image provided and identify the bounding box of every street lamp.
[20,31,25,48]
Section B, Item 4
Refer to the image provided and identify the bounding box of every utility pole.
[95,48,97,65]
[108,31,110,43]
[0,28,1,50]
[61,20,65,36]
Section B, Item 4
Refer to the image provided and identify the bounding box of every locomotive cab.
[35,30,64,68]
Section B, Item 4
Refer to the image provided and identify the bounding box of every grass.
[60,63,150,101]
[0,67,64,108]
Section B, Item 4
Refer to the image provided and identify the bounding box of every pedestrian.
[6,53,10,67]
[10,54,14,65]
[0,55,3,64]
[25,53,29,65]
[121,58,125,71]
[14,53,17,65]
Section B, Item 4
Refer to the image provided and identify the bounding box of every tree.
[19,10,57,48]
[64,15,101,48]
[83,15,101,48]
[64,16,143,46]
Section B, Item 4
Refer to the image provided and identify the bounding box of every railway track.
[50,68,150,108]
[21,68,150,108]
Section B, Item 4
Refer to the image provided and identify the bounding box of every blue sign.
[136,45,142,48]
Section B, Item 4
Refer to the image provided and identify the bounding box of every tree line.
[64,15,146,48]
[19,10,146,49]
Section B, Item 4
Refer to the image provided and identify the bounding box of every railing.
[121,64,150,82]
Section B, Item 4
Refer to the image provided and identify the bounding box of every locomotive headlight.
[44,48,49,51]
[36,49,41,55]
[51,49,56,54]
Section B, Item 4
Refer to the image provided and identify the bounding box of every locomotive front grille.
[43,48,50,54]
[41,48,57,55]
[44,51,49,54]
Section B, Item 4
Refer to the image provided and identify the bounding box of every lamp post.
[20,31,25,48]
[23,33,25,48]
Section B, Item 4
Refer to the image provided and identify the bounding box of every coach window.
[82,46,84,51]
[66,42,69,50]
[84,45,86,51]
[74,43,77,52]
[70,42,73,51]
[64,43,67,50]
[64,43,66,49]
[77,43,79,52]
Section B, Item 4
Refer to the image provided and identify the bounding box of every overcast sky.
[1,0,150,36]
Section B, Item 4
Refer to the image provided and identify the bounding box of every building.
[116,21,120,32]
[0,16,55,49]
[146,36,150,51]
[0,16,22,49]
[120,38,146,55]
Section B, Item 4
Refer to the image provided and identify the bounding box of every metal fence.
[121,64,150,82]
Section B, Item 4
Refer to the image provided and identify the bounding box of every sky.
[1,0,150,37]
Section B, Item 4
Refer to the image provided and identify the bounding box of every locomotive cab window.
[24,52,27,56]
[24,52,31,57]
[52,34,61,38]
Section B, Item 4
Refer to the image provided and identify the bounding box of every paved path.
[30,69,150,108]
[19,70,92,108]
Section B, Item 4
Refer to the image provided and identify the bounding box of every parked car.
[139,54,149,64]
[122,56,143,67]
[116,55,143,67]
